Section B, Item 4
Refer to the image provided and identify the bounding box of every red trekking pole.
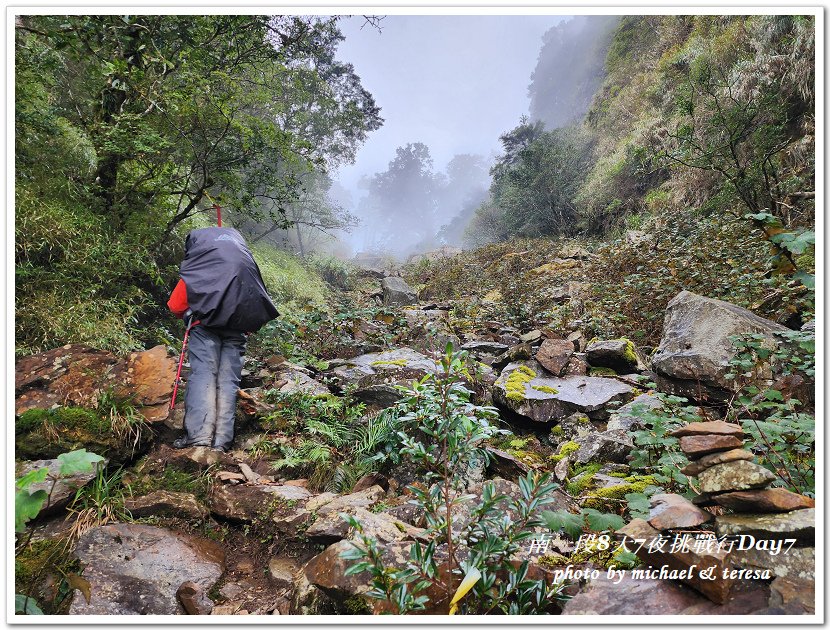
[171,315,199,410]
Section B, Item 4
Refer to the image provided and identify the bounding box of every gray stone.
[681,448,755,476]
[716,509,815,545]
[549,412,597,446]
[768,577,815,614]
[731,546,815,581]
[305,507,422,544]
[573,430,633,464]
[652,290,789,393]
[616,518,734,604]
[208,483,312,523]
[382,276,417,306]
[607,393,663,431]
[585,339,645,373]
[713,488,815,513]
[670,420,746,438]
[535,338,575,376]
[493,361,633,423]
[218,582,244,601]
[562,574,707,615]
[16,457,106,517]
[328,348,438,404]
[69,524,224,615]
[275,369,330,397]
[697,460,777,493]
[177,581,213,615]
[680,434,745,458]
[309,485,385,517]
[268,558,299,590]
[460,340,510,355]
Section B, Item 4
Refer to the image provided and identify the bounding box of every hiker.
[168,227,278,451]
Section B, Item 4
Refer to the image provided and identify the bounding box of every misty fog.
[281,15,619,261]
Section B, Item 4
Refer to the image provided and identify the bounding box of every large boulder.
[585,338,646,373]
[493,361,633,423]
[208,482,313,524]
[70,524,225,615]
[326,348,438,405]
[16,344,177,423]
[652,291,790,401]
[382,276,417,307]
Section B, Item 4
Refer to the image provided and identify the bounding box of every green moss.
[16,409,48,434]
[507,437,531,449]
[129,466,210,503]
[531,384,559,394]
[549,425,564,437]
[538,553,569,569]
[582,475,658,510]
[505,365,537,402]
[343,595,372,614]
[15,538,79,614]
[569,541,641,569]
[589,367,618,377]
[549,440,580,463]
[566,462,603,496]
[559,441,580,457]
[370,359,408,368]
[607,471,629,478]
[15,405,134,461]
[614,338,639,365]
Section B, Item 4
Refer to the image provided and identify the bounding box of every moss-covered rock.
[582,475,659,510]
[16,406,152,465]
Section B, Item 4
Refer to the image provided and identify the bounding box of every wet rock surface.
[70,524,225,615]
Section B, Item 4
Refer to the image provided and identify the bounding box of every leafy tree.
[15,15,381,353]
[469,122,595,241]
[659,15,814,279]
[357,142,442,254]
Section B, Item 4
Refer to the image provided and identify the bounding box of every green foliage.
[540,506,625,540]
[341,347,567,614]
[627,394,696,493]
[467,121,596,242]
[269,392,400,492]
[250,304,405,369]
[15,537,81,615]
[15,594,44,615]
[726,331,815,494]
[15,448,104,615]
[249,244,332,317]
[66,466,130,541]
[15,449,105,532]
[16,405,147,464]
[15,15,381,354]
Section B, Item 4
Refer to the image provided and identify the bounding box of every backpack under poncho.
[179,227,278,332]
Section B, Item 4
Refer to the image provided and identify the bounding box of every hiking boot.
[212,445,228,453]
[173,437,210,449]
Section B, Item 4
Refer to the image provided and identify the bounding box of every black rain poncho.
[179,227,278,332]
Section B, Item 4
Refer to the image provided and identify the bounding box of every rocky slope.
[14,262,815,616]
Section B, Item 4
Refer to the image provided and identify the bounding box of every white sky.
[332,15,565,193]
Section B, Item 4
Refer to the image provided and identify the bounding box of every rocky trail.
[14,260,816,616]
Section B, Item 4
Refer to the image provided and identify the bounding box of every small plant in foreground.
[341,345,568,614]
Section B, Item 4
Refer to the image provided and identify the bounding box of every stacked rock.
[672,420,814,514]
[674,420,815,613]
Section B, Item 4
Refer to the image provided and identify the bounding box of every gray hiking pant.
[183,325,246,449]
